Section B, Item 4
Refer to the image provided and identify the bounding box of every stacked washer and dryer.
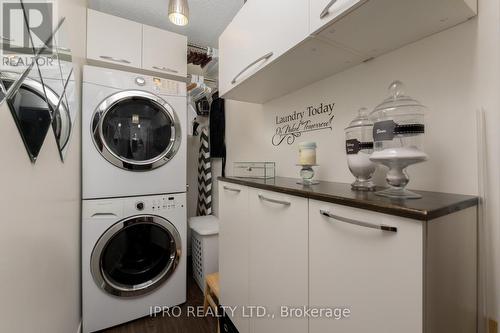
[82,65,187,333]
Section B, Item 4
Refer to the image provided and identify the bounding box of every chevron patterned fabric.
[197,127,212,216]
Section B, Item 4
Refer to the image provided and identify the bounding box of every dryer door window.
[91,215,181,297]
[92,90,181,171]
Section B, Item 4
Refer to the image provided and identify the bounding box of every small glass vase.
[296,164,319,185]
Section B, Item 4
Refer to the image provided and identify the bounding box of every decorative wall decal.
[272,102,335,146]
[52,68,74,161]
[3,67,52,162]
[51,19,77,162]
[0,2,76,163]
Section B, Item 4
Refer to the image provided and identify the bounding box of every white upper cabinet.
[142,25,187,77]
[219,0,477,103]
[87,9,187,77]
[219,0,309,97]
[315,0,478,58]
[219,1,259,97]
[310,0,367,33]
[87,9,142,68]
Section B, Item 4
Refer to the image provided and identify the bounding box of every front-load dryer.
[82,65,187,199]
[82,193,186,333]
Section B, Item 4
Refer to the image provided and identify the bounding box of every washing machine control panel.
[133,195,184,213]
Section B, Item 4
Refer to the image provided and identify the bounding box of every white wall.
[0,0,86,332]
[223,0,499,326]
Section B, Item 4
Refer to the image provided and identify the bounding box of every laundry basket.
[189,215,219,293]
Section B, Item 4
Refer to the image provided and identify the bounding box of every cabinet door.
[309,200,423,333]
[248,189,308,333]
[86,9,142,68]
[142,25,187,77]
[310,0,367,34]
[315,0,477,58]
[219,0,262,96]
[218,182,250,333]
[219,0,308,96]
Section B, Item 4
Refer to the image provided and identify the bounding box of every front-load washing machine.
[82,65,187,199]
[82,193,186,333]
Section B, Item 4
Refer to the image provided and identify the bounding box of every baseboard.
[489,319,498,333]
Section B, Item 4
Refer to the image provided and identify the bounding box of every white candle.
[299,142,317,165]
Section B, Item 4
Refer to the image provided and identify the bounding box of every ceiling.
[87,0,244,48]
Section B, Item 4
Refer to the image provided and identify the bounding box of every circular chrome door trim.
[91,90,182,171]
[0,71,71,149]
[90,215,182,297]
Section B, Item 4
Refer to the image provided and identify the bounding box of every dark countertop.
[218,176,478,221]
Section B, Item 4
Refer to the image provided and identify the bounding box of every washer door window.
[92,90,181,171]
[91,215,181,297]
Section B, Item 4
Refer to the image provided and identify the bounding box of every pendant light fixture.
[168,0,189,26]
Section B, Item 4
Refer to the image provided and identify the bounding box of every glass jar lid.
[299,141,317,149]
[370,81,426,119]
[345,107,372,130]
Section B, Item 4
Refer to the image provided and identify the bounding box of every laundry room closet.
[185,43,225,253]
[186,43,222,217]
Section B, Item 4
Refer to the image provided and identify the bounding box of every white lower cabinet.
[218,182,250,333]
[218,182,476,333]
[308,199,423,333]
[248,188,308,333]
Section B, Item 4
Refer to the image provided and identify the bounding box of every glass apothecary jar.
[369,81,428,199]
[344,108,376,191]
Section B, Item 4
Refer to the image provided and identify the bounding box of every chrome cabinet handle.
[320,0,338,19]
[91,213,118,218]
[223,186,241,193]
[153,66,179,73]
[1,36,13,42]
[320,209,397,232]
[231,52,273,84]
[99,55,131,64]
[258,194,291,206]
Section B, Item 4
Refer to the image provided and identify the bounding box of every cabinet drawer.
[309,199,423,333]
[218,182,250,333]
[142,25,187,77]
[86,9,142,68]
[248,189,308,333]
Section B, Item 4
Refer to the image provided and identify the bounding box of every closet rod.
[187,74,217,83]
[188,42,209,52]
